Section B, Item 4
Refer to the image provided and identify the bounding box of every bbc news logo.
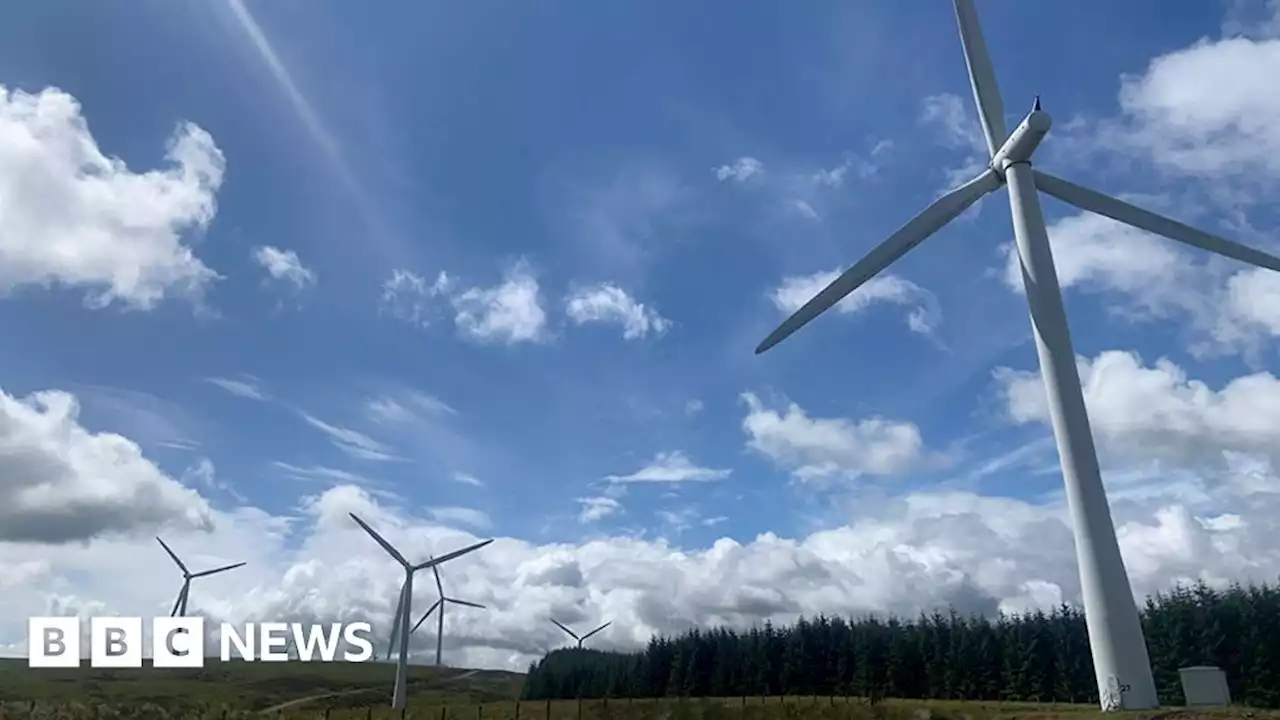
[28,617,374,668]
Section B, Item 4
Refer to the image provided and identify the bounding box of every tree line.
[520,581,1280,708]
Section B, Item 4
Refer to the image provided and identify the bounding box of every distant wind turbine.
[755,0,1280,711]
[156,537,245,618]
[349,513,493,710]
[551,618,611,649]
[409,555,486,666]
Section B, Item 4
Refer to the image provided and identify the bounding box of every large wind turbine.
[408,555,486,666]
[156,537,245,618]
[550,618,611,649]
[755,0,1280,712]
[350,513,493,710]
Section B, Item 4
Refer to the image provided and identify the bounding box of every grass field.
[0,659,1274,720]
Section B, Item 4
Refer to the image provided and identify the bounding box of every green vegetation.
[522,581,1280,707]
[0,658,522,713]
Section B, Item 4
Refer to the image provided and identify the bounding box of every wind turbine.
[156,537,246,618]
[755,0,1280,712]
[550,618,611,649]
[349,513,493,710]
[408,555,487,666]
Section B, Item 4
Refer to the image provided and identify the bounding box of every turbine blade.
[349,513,410,568]
[954,0,1007,156]
[169,586,184,617]
[156,537,189,575]
[414,539,493,570]
[580,621,611,641]
[412,598,442,634]
[757,168,1000,354]
[177,582,190,617]
[387,582,408,661]
[550,618,579,641]
[191,561,246,578]
[431,558,444,596]
[447,598,485,610]
[1034,170,1280,274]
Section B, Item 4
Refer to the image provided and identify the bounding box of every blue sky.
[2,0,1280,668]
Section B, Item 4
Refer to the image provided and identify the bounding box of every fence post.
[367,706,373,720]
[515,702,521,720]
[545,698,551,720]
[440,705,447,720]
[576,698,582,720]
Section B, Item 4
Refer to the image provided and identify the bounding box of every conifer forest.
[521,582,1280,708]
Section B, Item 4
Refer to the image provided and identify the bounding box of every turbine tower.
[550,618,611,649]
[156,537,246,618]
[408,555,487,666]
[755,0,1280,711]
[350,513,493,710]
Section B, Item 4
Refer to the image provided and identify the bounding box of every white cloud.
[919,93,989,190]
[770,270,941,335]
[996,349,1280,471]
[740,392,927,482]
[0,386,214,544]
[429,507,492,532]
[787,199,820,221]
[453,472,485,488]
[684,399,705,416]
[365,392,457,425]
[565,283,671,340]
[378,269,450,328]
[451,262,548,345]
[202,376,267,401]
[605,451,731,484]
[4,358,1280,669]
[811,141,893,188]
[1106,30,1280,182]
[713,157,764,183]
[993,21,1280,363]
[271,462,380,489]
[576,496,622,523]
[0,86,223,310]
[298,413,401,462]
[251,246,315,290]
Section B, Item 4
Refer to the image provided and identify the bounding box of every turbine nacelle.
[990,107,1052,174]
[155,537,245,618]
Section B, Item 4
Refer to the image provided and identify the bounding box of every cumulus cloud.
[0,386,214,544]
[811,141,893,188]
[996,349,1280,472]
[604,451,731,484]
[3,364,1280,668]
[713,157,764,183]
[451,262,548,345]
[740,392,927,482]
[1003,15,1280,361]
[251,246,315,290]
[0,86,223,310]
[565,283,671,340]
[378,269,451,328]
[770,270,942,335]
